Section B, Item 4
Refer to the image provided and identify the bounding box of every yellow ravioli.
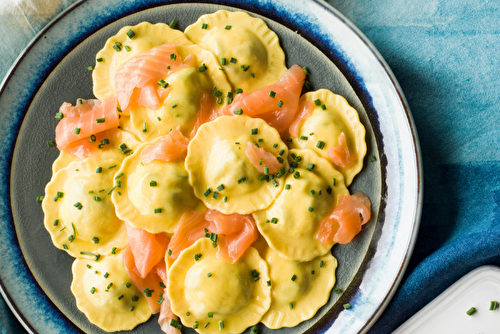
[261,248,337,328]
[111,139,199,233]
[168,238,271,333]
[253,149,349,261]
[119,45,232,142]
[93,21,193,101]
[290,89,367,186]
[71,252,151,331]
[185,115,289,214]
[43,158,128,258]
[185,10,287,93]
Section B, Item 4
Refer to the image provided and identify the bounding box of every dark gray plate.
[0,1,422,333]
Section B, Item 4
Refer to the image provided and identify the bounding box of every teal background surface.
[1,0,498,333]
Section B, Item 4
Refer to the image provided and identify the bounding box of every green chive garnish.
[90,287,96,294]
[96,118,105,123]
[333,288,343,293]
[314,99,321,106]
[199,63,208,72]
[154,208,162,214]
[308,206,314,212]
[124,45,131,52]
[126,29,135,38]
[289,302,294,310]
[96,167,102,173]
[88,65,95,70]
[150,180,157,187]
[291,274,297,281]
[201,23,208,29]
[277,100,283,107]
[490,301,499,310]
[285,184,291,190]
[74,202,83,210]
[302,66,310,75]
[194,253,202,261]
[169,20,178,28]
[343,303,352,309]
[233,108,243,115]
[306,163,315,171]
[316,140,326,149]
[369,156,377,162]
[204,188,212,197]
[230,57,237,63]
[224,25,232,30]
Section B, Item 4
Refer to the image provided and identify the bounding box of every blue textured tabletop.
[1,0,499,333]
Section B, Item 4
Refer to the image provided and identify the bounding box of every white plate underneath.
[393,265,500,334]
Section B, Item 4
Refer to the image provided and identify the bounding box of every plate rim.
[0,0,423,333]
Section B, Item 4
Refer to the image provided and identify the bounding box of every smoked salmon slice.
[123,245,167,314]
[55,96,119,157]
[316,191,371,244]
[224,64,306,133]
[205,210,259,263]
[245,142,282,175]
[189,93,223,139]
[140,129,190,164]
[158,291,181,334]
[114,43,193,111]
[289,99,315,137]
[125,223,169,278]
[167,211,210,260]
[328,132,356,168]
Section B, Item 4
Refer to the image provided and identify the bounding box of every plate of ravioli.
[0,1,422,333]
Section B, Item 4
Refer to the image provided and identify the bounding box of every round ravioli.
[290,89,367,186]
[93,21,193,100]
[261,248,337,328]
[184,10,287,93]
[120,45,233,142]
[71,252,151,331]
[185,115,289,214]
[111,139,199,233]
[168,238,271,333]
[253,149,349,262]
[43,158,128,258]
[51,128,141,176]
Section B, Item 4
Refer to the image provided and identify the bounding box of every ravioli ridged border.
[291,89,367,186]
[253,148,349,262]
[167,238,271,334]
[185,115,289,214]
[261,249,337,329]
[93,22,193,101]
[71,253,152,332]
[184,10,287,93]
[43,158,128,258]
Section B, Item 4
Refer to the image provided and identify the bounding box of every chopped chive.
[326,186,332,194]
[205,322,210,329]
[217,184,225,191]
[90,287,96,294]
[250,325,259,334]
[305,80,313,89]
[237,177,247,184]
[199,63,208,72]
[314,99,321,106]
[267,280,271,287]
[62,244,68,249]
[302,66,310,75]
[167,249,172,257]
[74,202,83,210]
[490,301,499,310]
[308,206,314,212]
[333,178,337,186]
[53,219,59,226]
[285,184,291,190]
[233,108,243,115]
[89,134,96,142]
[47,140,56,146]
[204,188,212,197]
[230,57,237,63]
[221,57,227,65]
[111,247,117,254]
[467,307,477,316]
[289,302,294,310]
[321,104,327,110]
[115,173,124,180]
[96,118,105,123]
[92,237,99,244]
[251,128,258,135]
[108,164,117,169]
[369,155,377,162]
[194,253,202,261]
[333,288,343,293]
[320,260,324,267]
[169,19,178,28]
[310,190,315,195]
[157,79,166,86]
[55,112,64,120]
[131,296,139,302]
[96,57,104,63]
[343,303,352,309]
[219,320,224,331]
[201,23,208,29]
[74,127,81,135]
[170,318,182,329]
[264,166,269,175]
[124,45,131,52]
[126,282,132,288]
[311,270,315,275]
[224,25,232,30]
[316,140,326,149]
[223,196,228,202]
[193,321,199,329]
[126,29,135,38]
[154,208,162,214]
[250,269,260,282]
[170,53,177,60]
[103,272,109,278]
[277,100,283,108]
[300,136,308,140]
[293,171,300,179]
[291,274,297,281]
[92,196,101,202]
[150,180,157,187]
[306,163,315,171]
[129,306,134,311]
[172,104,177,108]
[96,167,102,173]
[207,272,212,277]
[88,65,95,70]
[234,88,243,94]
[212,192,219,199]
